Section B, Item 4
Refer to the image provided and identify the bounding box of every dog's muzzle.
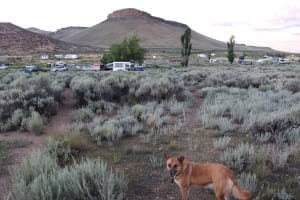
[169,168,178,177]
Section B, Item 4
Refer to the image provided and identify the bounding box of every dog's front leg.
[179,186,189,200]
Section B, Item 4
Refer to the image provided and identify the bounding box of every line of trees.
[100,31,236,66]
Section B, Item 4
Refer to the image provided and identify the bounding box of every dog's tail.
[232,183,250,200]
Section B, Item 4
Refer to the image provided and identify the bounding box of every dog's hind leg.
[216,194,225,200]
[213,183,226,200]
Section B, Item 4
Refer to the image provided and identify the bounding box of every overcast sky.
[1,0,300,53]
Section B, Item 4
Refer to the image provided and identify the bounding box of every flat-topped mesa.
[107,8,151,20]
[106,8,188,28]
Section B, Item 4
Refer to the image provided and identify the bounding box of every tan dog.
[164,154,250,200]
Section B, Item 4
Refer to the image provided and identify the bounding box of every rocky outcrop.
[106,8,187,28]
[0,23,94,55]
[107,8,151,20]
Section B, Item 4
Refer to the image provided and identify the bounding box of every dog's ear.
[177,156,185,163]
[164,153,170,161]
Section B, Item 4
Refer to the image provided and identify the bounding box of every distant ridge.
[0,23,94,54]
[27,27,51,35]
[55,8,274,52]
[48,26,88,40]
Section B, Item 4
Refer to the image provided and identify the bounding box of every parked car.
[99,64,108,70]
[133,66,144,71]
[51,65,68,72]
[0,64,8,70]
[277,58,290,64]
[104,63,113,71]
[82,65,95,71]
[21,66,46,74]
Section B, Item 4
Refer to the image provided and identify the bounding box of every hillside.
[27,27,51,35]
[0,23,93,54]
[48,26,87,40]
[60,8,274,52]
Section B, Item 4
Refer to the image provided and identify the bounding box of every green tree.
[227,35,235,64]
[101,36,146,64]
[181,28,192,67]
[101,52,113,64]
[207,50,212,61]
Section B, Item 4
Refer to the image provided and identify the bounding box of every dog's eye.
[174,164,177,168]
[168,164,171,168]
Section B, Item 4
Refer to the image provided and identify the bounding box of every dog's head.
[164,153,185,178]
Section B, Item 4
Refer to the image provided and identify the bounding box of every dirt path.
[185,92,203,129]
[124,92,218,200]
[0,88,75,200]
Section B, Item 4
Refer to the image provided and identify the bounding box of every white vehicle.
[0,64,8,70]
[112,62,131,71]
[51,65,68,72]
[25,64,36,68]
[277,58,289,64]
[40,55,49,60]
[64,54,78,59]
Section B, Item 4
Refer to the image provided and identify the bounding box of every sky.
[1,0,300,53]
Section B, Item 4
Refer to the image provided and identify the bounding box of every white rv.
[112,62,132,71]
[40,55,49,60]
[65,54,78,59]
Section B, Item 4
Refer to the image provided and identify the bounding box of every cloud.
[274,8,300,24]
[254,23,300,32]
[253,7,300,32]
[214,21,250,28]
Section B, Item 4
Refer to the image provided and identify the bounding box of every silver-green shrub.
[10,150,59,191]
[71,107,95,122]
[70,75,96,106]
[0,73,64,132]
[11,153,128,200]
[274,188,294,200]
[237,172,257,192]
[220,142,255,171]
[255,132,271,143]
[45,137,72,167]
[283,78,300,93]
[88,100,116,114]
[169,101,184,116]
[199,87,300,138]
[269,147,291,171]
[27,111,45,135]
[213,136,231,150]
[149,154,164,169]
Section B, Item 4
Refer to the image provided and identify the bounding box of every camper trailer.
[40,55,49,60]
[64,54,78,59]
[111,62,132,71]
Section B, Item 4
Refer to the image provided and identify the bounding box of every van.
[112,62,131,71]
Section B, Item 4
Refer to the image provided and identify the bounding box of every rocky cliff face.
[107,8,151,20]
[0,23,93,54]
[106,8,188,28]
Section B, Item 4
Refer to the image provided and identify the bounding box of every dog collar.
[171,171,182,183]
